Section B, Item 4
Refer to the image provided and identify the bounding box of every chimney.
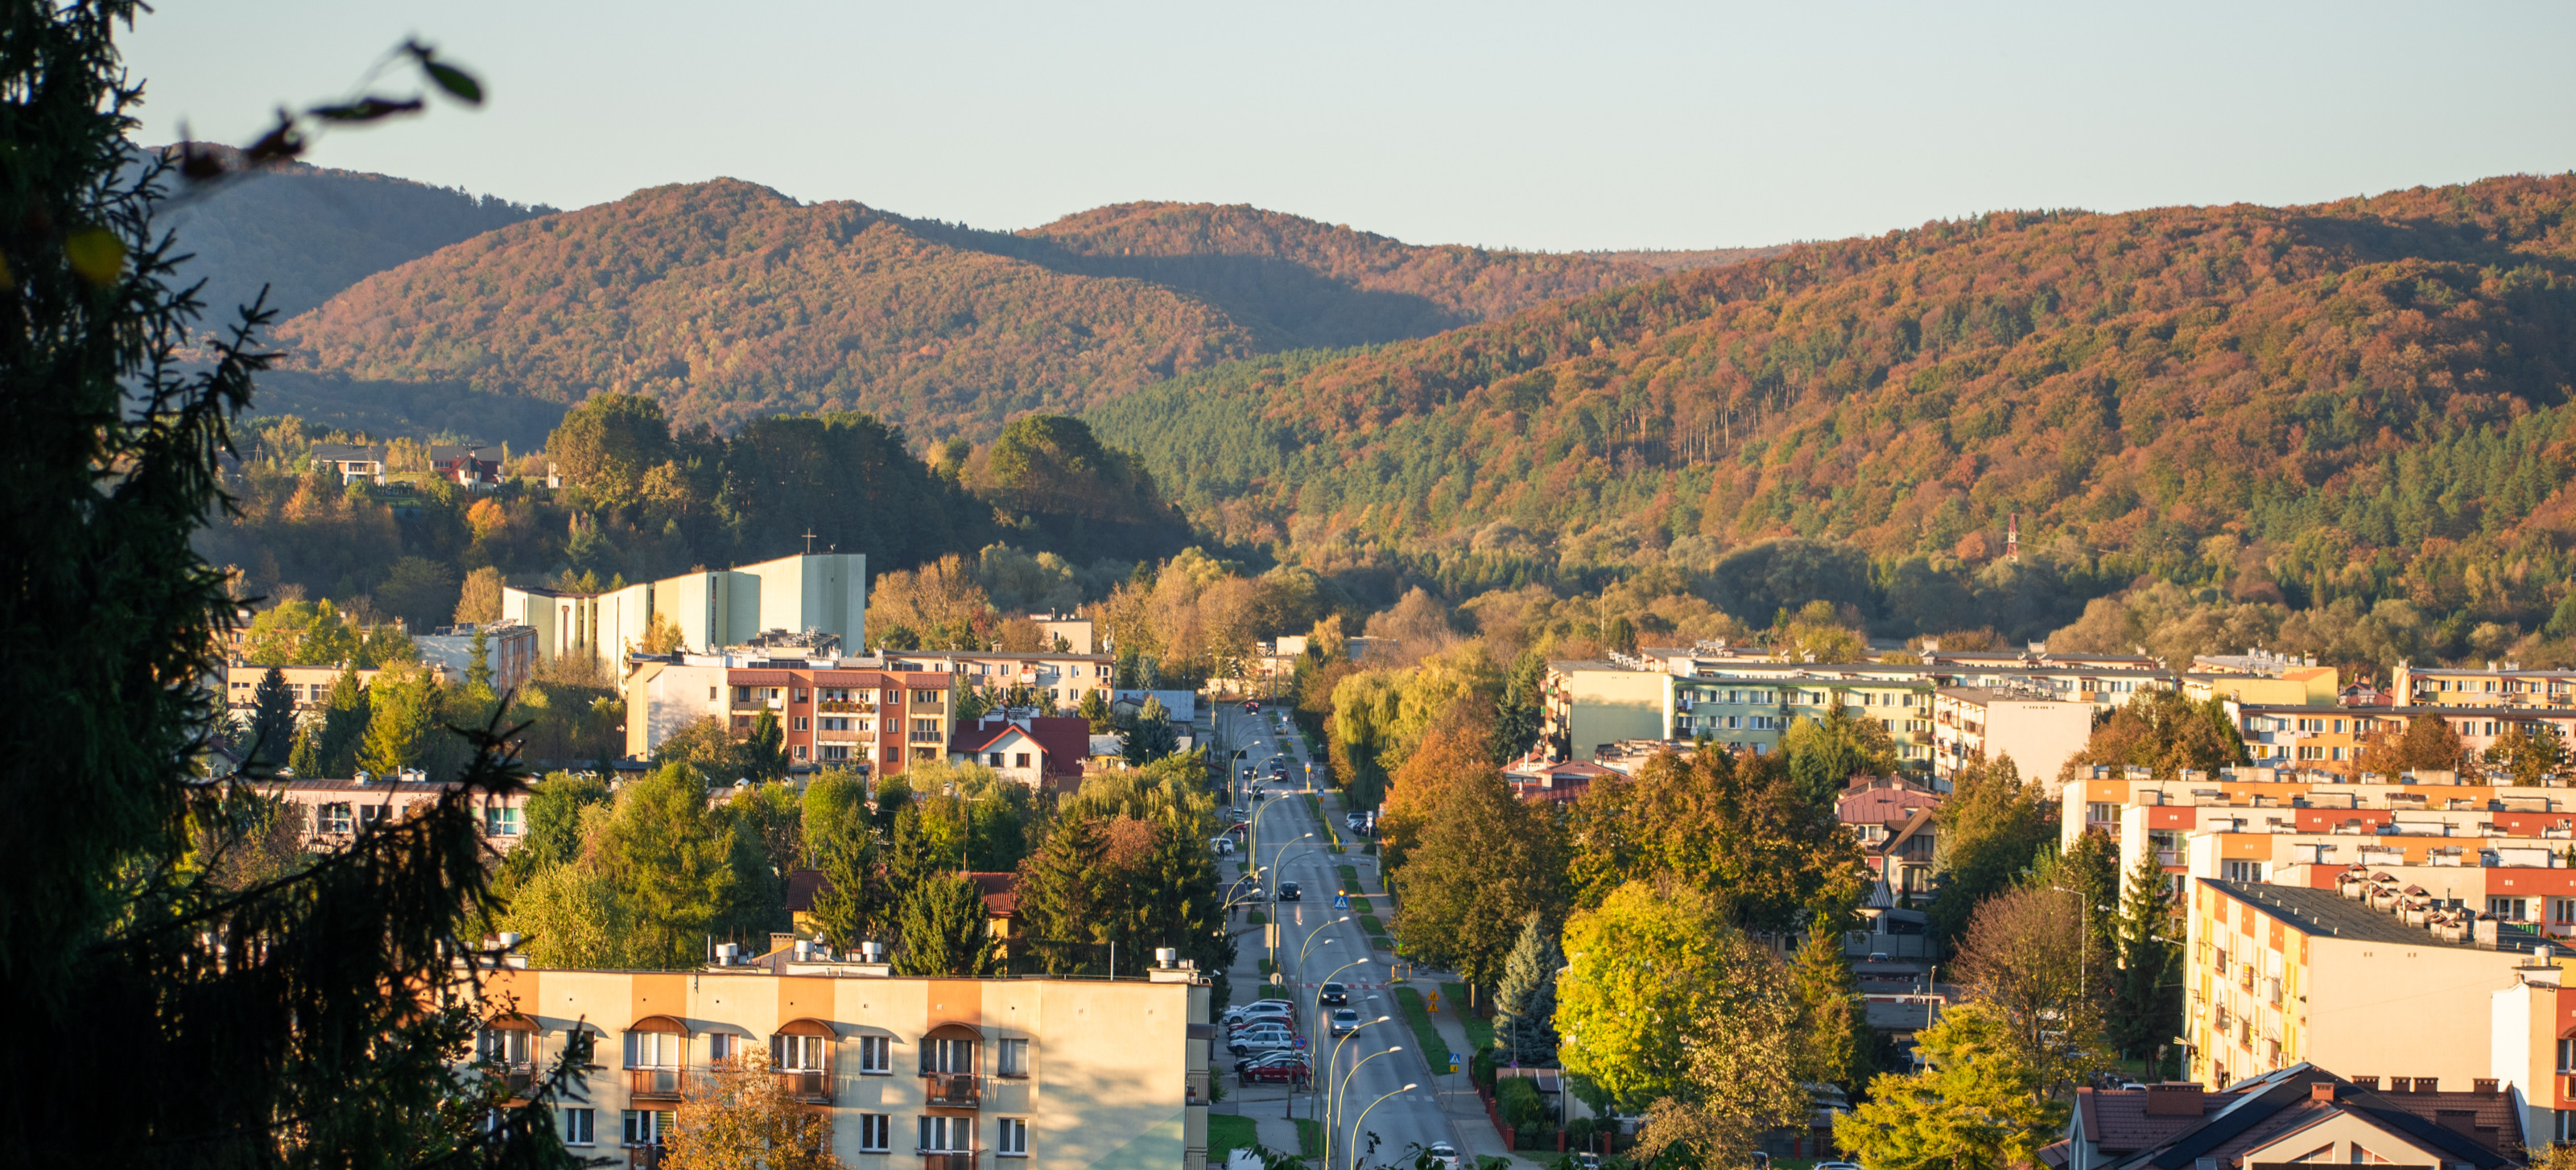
[2145,1083,2207,1116]
[2351,1077,2379,1091]
[2310,1082,2338,1103]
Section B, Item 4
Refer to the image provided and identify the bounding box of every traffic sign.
[1331,892,1350,909]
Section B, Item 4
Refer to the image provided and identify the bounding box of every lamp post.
[1320,1024,1393,1170]
[1344,1082,1418,1170]
[1304,957,1373,1108]
[1263,831,1315,970]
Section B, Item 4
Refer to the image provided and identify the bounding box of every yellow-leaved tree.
[661,1043,843,1170]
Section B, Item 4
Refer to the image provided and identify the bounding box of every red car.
[1241,1060,1310,1085]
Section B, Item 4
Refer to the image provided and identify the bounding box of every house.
[308,442,386,485]
[949,711,1091,791]
[469,947,1210,1168]
[2054,1067,2522,1170]
[428,443,504,488]
[1839,776,1942,896]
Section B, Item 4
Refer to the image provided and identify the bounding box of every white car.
[1425,1142,1459,1170]
[1229,1032,1299,1056]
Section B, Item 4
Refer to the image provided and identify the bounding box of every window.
[2552,897,2576,925]
[320,802,353,834]
[1014,752,1031,768]
[859,1114,891,1152]
[794,716,810,731]
[736,686,751,702]
[987,752,1003,766]
[709,1033,742,1064]
[2087,803,2120,825]
[622,1110,674,1147]
[858,1035,893,1073]
[820,745,850,761]
[912,719,943,741]
[479,1027,532,1065]
[795,689,808,702]
[919,1115,968,1151]
[625,1031,680,1069]
[998,1038,1030,1077]
[997,1118,1028,1156]
[2490,897,2531,922]
[822,717,848,731]
[2558,1037,2576,1073]
[485,805,521,836]
[559,1107,594,1146]
[923,1037,975,1073]
[882,689,901,703]
[911,690,943,705]
[775,1033,827,1072]
[2222,860,2264,883]
[794,744,809,760]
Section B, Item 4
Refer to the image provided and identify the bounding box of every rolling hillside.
[1088,175,2576,636]
[274,180,1760,439]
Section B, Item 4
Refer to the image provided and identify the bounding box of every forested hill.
[1088,174,2576,639]
[274,180,1761,440]
[151,150,554,322]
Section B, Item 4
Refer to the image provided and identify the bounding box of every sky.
[125,1,2576,253]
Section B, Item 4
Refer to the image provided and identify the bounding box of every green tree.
[1491,913,1562,1064]
[591,763,746,969]
[454,565,505,625]
[246,665,297,768]
[357,663,436,775]
[503,859,644,970]
[288,724,322,777]
[2060,689,2247,785]
[0,8,572,1160]
[1078,687,1113,732]
[805,826,891,954]
[1123,694,1180,765]
[985,414,1154,523]
[1561,747,1864,931]
[316,662,373,776]
[1486,649,1546,764]
[890,873,1001,977]
[1013,814,1115,974]
[1927,756,2053,942]
[2486,723,2566,786]
[1780,699,1904,808]
[2107,849,2182,1063]
[375,554,460,631]
[1792,908,1868,1091]
[872,771,914,832]
[547,392,675,509]
[2044,830,2124,965]
[466,625,494,694]
[2359,711,2470,777]
[498,772,612,888]
[799,768,873,861]
[1833,1003,2066,1170]
[1388,762,1563,991]
[655,714,742,777]
[745,708,788,782]
[1558,880,1799,1129]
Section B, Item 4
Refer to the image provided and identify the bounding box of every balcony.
[922,1154,976,1170]
[628,1067,686,1101]
[923,1072,981,1107]
[629,1147,665,1170]
[498,1064,536,1102]
[776,1068,832,1104]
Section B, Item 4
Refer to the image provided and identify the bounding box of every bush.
[1471,1046,1498,1090]
[1496,1075,1546,1130]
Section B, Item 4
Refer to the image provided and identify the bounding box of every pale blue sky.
[125,1,2576,253]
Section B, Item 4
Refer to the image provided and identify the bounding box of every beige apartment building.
[475,955,1210,1170]
[2393,661,2576,709]
[1928,686,2094,790]
[2185,876,2555,1092]
[1542,661,1676,762]
[885,650,1115,710]
[257,775,533,853]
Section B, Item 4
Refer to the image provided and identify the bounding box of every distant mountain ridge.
[1085,174,2576,636]
[271,179,1769,439]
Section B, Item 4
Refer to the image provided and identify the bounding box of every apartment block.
[414,622,539,695]
[2183,876,2564,1092]
[224,662,386,720]
[2394,661,2576,709]
[474,953,1210,1170]
[1930,686,2094,789]
[2186,649,2343,707]
[624,655,953,776]
[884,651,1115,711]
[258,775,532,852]
[1543,661,1676,763]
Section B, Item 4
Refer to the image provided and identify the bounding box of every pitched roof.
[962,871,1018,917]
[2095,1065,2520,1170]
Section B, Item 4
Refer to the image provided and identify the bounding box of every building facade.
[1929,686,2094,789]
[624,657,954,775]
[885,651,1115,711]
[414,623,539,695]
[475,957,1211,1170]
[504,552,869,673]
[258,775,532,852]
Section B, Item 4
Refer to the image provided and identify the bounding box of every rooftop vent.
[858,941,887,962]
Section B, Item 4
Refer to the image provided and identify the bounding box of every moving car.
[1328,1007,1361,1036]
[1426,1142,1459,1170]
[1316,983,1348,1007]
[1277,881,1301,902]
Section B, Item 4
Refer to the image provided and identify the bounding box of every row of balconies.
[622,1067,980,1108]
[630,1149,976,1170]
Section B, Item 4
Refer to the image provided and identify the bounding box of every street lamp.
[1344,1082,1418,1170]
[1315,995,1389,1170]
[1302,955,1371,1091]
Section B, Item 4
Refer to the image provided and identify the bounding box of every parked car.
[1228,1016,1293,1036]
[1241,1056,1311,1084]
[1228,1011,1294,1032]
[1228,1032,1301,1056]
[1223,1000,1294,1025]
[1209,837,1236,856]
[1235,1050,1311,1075]
[1317,983,1348,1007]
[1278,881,1302,902]
[1329,1007,1361,1036]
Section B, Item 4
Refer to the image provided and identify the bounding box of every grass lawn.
[1348,896,1373,915]
[1209,1114,1261,1164]
[1393,986,1447,1070]
[1294,1119,1322,1157]
[1335,863,1364,893]
[1443,983,1494,1053]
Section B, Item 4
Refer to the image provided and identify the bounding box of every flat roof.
[1936,686,2087,705]
[2201,878,2565,954]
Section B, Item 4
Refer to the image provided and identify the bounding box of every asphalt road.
[1216,703,1463,1170]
